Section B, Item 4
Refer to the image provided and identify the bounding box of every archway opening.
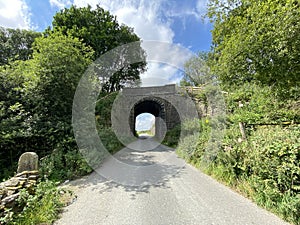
[131,99,166,140]
[135,113,155,138]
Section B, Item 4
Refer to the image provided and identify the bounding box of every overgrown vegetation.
[0,4,144,182]
[0,180,63,225]
[177,84,300,224]
[177,1,300,223]
[96,92,124,155]
[207,0,300,97]
[1,0,300,224]
[162,124,181,148]
[0,4,141,224]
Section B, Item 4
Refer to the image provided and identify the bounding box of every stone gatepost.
[17,152,39,173]
[0,152,39,219]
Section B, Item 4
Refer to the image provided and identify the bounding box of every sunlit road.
[55,138,289,225]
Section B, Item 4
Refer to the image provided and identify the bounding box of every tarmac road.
[55,137,290,225]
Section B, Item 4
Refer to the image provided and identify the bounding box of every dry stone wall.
[0,152,39,218]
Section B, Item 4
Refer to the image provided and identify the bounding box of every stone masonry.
[111,84,200,144]
[0,152,39,219]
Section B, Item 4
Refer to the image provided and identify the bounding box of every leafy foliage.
[0,12,141,180]
[175,85,300,224]
[225,82,300,124]
[96,92,124,154]
[1,180,63,225]
[2,31,94,181]
[49,5,146,93]
[182,51,211,86]
[162,124,181,148]
[207,0,300,96]
[176,118,211,166]
[0,5,144,224]
[29,31,94,152]
[0,27,41,66]
[0,60,39,179]
[249,126,300,190]
[95,92,119,127]
[173,1,300,224]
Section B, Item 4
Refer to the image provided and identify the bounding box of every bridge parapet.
[112,84,190,143]
[122,84,177,96]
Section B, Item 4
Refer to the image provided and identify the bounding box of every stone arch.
[111,84,192,146]
[130,97,166,138]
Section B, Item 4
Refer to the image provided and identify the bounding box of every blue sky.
[0,0,212,59]
[0,0,213,131]
[0,0,212,86]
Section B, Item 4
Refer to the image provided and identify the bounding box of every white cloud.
[71,0,197,86]
[161,0,207,22]
[73,0,100,8]
[140,41,193,86]
[141,63,178,87]
[49,0,72,9]
[136,113,155,131]
[0,0,31,29]
[196,0,209,16]
[115,7,173,43]
[73,0,174,43]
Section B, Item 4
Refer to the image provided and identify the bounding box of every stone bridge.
[111,84,198,144]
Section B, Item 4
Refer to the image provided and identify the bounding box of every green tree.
[0,31,94,180]
[49,5,146,93]
[0,60,35,135]
[30,31,94,138]
[207,0,300,95]
[29,31,94,180]
[0,59,38,178]
[183,51,211,86]
[0,27,41,66]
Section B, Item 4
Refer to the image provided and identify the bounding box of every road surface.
[55,138,289,225]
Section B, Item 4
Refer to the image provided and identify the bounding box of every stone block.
[1,193,20,205]
[0,153,40,219]
[1,193,20,208]
[28,175,39,180]
[0,185,8,198]
[17,152,38,173]
[3,178,19,187]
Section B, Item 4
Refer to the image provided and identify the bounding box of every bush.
[98,126,124,155]
[39,91,123,182]
[226,82,300,125]
[1,180,63,225]
[205,125,300,224]
[176,118,211,167]
[162,124,181,148]
[175,81,300,224]
[248,125,300,194]
[246,125,300,224]
[40,147,93,182]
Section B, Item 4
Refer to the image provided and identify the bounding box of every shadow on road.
[68,139,186,199]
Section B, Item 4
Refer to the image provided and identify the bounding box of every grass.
[175,120,300,225]
[2,180,63,225]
